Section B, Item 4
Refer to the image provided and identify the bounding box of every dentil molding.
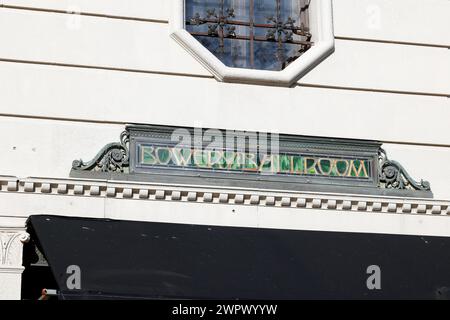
[0,175,449,216]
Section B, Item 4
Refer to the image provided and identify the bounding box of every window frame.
[170,0,335,86]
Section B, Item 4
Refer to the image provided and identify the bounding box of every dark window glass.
[186,0,312,71]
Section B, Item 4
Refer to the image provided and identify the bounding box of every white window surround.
[170,0,335,86]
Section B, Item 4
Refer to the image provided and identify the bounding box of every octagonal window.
[185,0,312,71]
[171,0,333,86]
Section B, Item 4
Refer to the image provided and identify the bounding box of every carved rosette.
[72,130,130,173]
[0,231,30,267]
[378,149,431,192]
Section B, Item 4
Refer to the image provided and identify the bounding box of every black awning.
[27,215,450,300]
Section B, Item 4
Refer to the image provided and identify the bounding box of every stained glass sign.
[70,125,433,198]
[125,125,382,194]
[138,144,371,179]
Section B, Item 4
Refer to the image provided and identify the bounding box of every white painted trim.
[0,217,27,229]
[170,0,335,86]
[0,266,25,274]
[1,175,448,216]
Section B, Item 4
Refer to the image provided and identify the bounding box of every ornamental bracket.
[378,148,431,192]
[71,130,130,174]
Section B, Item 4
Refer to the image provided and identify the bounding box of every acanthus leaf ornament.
[378,148,431,192]
[72,130,130,173]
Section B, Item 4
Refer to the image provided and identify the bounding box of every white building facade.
[0,0,449,299]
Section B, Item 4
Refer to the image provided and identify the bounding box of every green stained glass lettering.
[292,156,303,174]
[155,147,171,165]
[142,147,156,165]
[306,158,317,174]
[279,155,291,172]
[336,160,348,175]
[318,159,332,175]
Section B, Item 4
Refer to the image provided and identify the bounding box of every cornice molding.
[0,175,448,216]
[0,266,25,273]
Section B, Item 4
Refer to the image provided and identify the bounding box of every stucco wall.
[0,0,449,299]
[0,0,448,197]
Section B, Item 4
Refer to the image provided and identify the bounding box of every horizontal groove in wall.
[0,58,214,80]
[1,5,449,49]
[0,4,168,23]
[335,36,450,49]
[0,113,449,149]
[298,83,450,99]
[1,6,448,94]
[1,58,448,98]
[0,113,126,126]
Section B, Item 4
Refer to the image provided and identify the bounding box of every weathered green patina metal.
[70,124,432,198]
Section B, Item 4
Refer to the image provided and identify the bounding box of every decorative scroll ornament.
[0,231,30,266]
[72,130,130,173]
[378,148,431,192]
